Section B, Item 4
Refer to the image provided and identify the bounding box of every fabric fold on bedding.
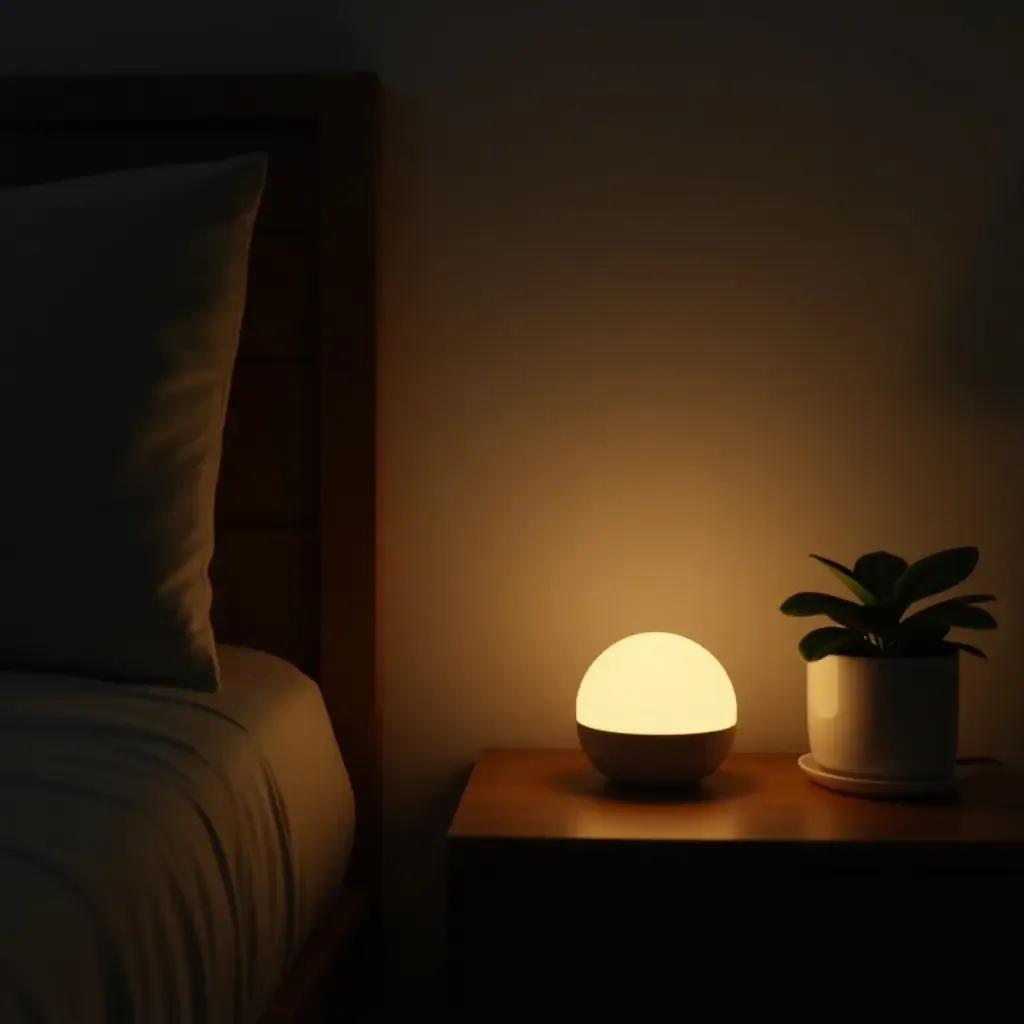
[0,644,354,1024]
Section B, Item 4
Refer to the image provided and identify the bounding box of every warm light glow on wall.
[576,631,737,736]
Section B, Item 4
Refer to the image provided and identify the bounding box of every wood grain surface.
[450,748,1024,843]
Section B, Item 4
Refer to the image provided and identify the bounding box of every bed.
[0,74,378,1022]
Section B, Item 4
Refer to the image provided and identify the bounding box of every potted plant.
[780,546,996,785]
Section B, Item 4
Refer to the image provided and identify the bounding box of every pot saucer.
[798,753,967,799]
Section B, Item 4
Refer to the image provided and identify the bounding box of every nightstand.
[446,750,1023,1022]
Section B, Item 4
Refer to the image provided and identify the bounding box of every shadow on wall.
[0,0,370,72]
[935,154,1024,424]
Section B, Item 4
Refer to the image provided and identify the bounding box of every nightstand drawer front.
[448,844,1018,1019]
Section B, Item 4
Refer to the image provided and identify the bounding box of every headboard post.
[317,74,380,884]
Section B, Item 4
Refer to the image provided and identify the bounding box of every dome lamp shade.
[576,632,737,789]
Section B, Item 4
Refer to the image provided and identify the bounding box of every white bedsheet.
[0,644,355,1024]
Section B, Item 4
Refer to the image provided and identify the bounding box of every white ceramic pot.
[807,654,959,781]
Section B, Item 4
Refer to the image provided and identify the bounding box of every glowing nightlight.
[576,632,737,788]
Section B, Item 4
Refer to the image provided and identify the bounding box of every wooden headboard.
[0,74,379,878]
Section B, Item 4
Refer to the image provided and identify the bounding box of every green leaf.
[902,597,997,631]
[780,592,883,632]
[809,554,877,605]
[891,547,979,609]
[945,640,987,659]
[896,628,952,657]
[853,551,907,602]
[911,626,951,643]
[835,634,879,657]
[798,626,861,661]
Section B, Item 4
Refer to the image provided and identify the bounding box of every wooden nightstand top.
[448,749,1024,844]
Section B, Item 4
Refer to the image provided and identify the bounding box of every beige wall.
[4,0,1024,1012]
[352,2,1024,1007]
